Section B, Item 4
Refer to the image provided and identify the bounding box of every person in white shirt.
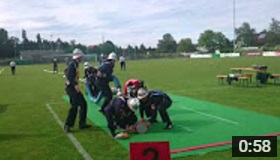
[10,60,16,75]
[119,55,126,71]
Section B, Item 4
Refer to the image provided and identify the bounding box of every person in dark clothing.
[119,55,126,71]
[64,48,91,133]
[53,58,58,73]
[137,88,173,129]
[83,62,99,97]
[105,96,139,137]
[10,60,16,75]
[95,52,121,113]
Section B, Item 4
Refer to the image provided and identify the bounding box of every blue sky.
[0,0,279,47]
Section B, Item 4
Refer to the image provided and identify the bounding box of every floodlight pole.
[233,0,236,53]
[14,42,17,59]
[50,34,53,50]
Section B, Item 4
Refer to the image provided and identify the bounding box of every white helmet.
[127,98,140,112]
[84,62,90,68]
[73,48,84,59]
[137,88,148,100]
[107,52,117,60]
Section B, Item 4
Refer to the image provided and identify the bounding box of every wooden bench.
[244,73,253,83]
[216,75,228,84]
[270,74,280,84]
[237,76,249,87]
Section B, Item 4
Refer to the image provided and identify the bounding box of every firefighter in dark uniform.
[105,95,139,137]
[137,88,173,129]
[95,52,121,113]
[84,62,99,97]
[53,58,58,73]
[64,48,91,133]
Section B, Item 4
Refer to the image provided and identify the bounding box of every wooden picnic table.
[230,67,267,72]
[230,67,270,86]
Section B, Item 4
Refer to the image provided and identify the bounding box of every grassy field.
[0,57,279,160]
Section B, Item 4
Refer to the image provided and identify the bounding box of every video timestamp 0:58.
[232,136,278,157]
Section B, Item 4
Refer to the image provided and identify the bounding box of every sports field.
[0,57,279,160]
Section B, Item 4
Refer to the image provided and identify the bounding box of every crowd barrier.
[189,51,280,59]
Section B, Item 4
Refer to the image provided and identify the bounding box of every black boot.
[64,125,73,133]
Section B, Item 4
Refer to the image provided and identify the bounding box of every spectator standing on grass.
[137,88,173,129]
[53,58,58,73]
[10,60,16,75]
[64,48,91,133]
[65,57,70,66]
[119,55,126,71]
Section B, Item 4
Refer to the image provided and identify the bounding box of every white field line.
[181,107,239,125]
[46,103,93,160]
[43,69,64,75]
[176,124,193,132]
[0,68,5,74]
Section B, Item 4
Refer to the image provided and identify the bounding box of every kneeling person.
[104,95,140,137]
[137,88,173,129]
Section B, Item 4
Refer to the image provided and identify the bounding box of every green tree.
[126,45,135,55]
[114,46,123,56]
[21,29,29,50]
[100,40,115,54]
[269,18,280,34]
[264,18,280,50]
[139,44,146,54]
[198,30,229,52]
[176,38,196,53]
[10,36,20,57]
[0,28,8,43]
[264,31,280,49]
[0,28,16,58]
[157,33,177,53]
[55,38,62,51]
[235,22,256,47]
[70,40,76,50]
[88,45,101,54]
[134,46,139,55]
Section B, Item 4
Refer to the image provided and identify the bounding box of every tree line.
[1,18,280,58]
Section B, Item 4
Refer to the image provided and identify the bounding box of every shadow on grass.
[228,81,280,88]
[144,119,214,134]
[73,125,102,133]
[0,133,47,141]
[0,104,11,113]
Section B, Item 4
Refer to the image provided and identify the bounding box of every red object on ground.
[130,141,170,160]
